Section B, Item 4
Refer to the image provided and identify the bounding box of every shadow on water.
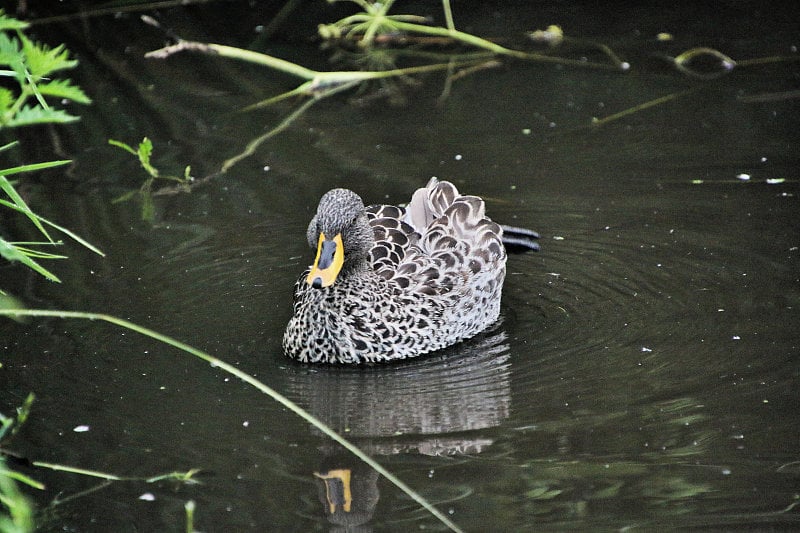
[1,1,799,531]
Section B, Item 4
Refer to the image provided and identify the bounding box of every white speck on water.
[721,468,731,475]
[139,493,156,501]
[760,156,768,162]
[553,235,564,240]
[428,469,435,478]
[641,347,653,352]
[522,128,531,135]
[243,421,250,427]
[766,178,785,184]
[73,425,90,433]
[732,335,741,340]
[454,154,462,160]
[263,165,270,172]
[736,173,750,181]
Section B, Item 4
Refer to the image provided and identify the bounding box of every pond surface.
[2,1,799,531]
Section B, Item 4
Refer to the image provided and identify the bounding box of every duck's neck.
[340,255,372,279]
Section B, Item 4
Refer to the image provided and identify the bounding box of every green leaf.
[0,294,26,324]
[108,138,138,156]
[0,86,13,113]
[0,175,53,241]
[0,159,71,177]
[0,141,18,153]
[18,33,77,79]
[4,104,79,127]
[7,244,67,260]
[0,198,105,257]
[2,468,45,490]
[0,10,29,32]
[0,236,61,282]
[137,137,159,177]
[36,78,92,105]
[109,137,159,177]
[0,31,22,67]
[0,392,35,442]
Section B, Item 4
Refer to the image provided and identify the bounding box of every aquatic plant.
[140,0,800,170]
[145,0,627,172]
[109,137,193,222]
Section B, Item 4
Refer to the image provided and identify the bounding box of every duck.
[282,177,539,364]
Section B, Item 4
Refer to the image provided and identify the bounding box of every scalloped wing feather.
[375,181,506,297]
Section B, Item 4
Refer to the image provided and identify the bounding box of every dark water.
[2,1,799,531]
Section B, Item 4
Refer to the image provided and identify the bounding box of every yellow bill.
[307,232,344,288]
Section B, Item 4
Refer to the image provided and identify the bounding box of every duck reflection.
[284,325,512,528]
[313,454,380,531]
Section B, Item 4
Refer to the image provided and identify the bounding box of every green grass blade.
[29,462,123,481]
[0,175,54,241]
[0,159,71,176]
[107,139,137,156]
[0,237,61,282]
[29,212,104,257]
[0,198,104,257]
[0,140,19,153]
[4,244,67,260]
[1,470,45,491]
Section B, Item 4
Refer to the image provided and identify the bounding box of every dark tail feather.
[501,224,540,253]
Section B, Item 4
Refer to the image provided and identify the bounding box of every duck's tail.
[500,224,540,253]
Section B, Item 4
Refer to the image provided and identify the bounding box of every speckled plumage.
[283,178,508,364]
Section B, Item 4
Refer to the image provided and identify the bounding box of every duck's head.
[306,188,373,289]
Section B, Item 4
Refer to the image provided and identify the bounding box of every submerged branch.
[146,41,319,80]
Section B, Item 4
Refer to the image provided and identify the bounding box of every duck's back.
[366,179,507,350]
